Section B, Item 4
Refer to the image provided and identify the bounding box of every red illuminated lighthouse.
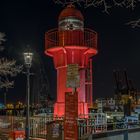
[45,5,98,117]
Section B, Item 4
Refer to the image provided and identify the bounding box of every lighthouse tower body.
[45,5,97,117]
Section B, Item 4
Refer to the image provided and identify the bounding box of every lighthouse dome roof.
[59,4,84,21]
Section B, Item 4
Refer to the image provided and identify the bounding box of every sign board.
[52,124,60,138]
[64,92,78,140]
[66,64,80,88]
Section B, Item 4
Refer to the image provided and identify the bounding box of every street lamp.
[24,51,33,140]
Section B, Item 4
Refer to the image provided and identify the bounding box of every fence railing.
[0,115,140,139]
[45,28,97,50]
[78,119,140,139]
[0,115,64,139]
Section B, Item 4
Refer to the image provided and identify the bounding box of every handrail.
[45,28,97,50]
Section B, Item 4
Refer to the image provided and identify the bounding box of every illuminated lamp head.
[58,4,84,31]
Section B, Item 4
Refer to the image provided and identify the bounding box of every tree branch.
[126,18,140,28]
[0,58,23,76]
[0,32,6,51]
[53,0,140,28]
[0,32,23,89]
[0,77,14,89]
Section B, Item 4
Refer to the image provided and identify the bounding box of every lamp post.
[24,52,33,140]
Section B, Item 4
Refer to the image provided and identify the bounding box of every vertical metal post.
[24,50,33,139]
[4,88,8,108]
[26,68,30,140]
[124,130,128,140]
[4,92,6,107]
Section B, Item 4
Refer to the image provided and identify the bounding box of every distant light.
[107,115,111,119]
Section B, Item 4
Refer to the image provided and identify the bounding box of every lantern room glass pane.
[59,17,84,31]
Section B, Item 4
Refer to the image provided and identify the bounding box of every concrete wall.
[93,135,124,140]
[90,128,140,140]
[128,129,140,140]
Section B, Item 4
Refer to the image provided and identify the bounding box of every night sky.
[0,0,140,103]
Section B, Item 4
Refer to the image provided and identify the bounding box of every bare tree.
[53,0,140,28]
[0,32,22,89]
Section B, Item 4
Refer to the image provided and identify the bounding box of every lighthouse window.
[59,17,84,31]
